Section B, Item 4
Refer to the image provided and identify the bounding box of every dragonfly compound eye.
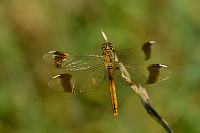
[108,43,114,50]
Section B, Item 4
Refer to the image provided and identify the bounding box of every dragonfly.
[43,30,172,116]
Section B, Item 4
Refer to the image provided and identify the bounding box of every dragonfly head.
[102,42,114,51]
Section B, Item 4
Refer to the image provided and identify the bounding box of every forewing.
[48,64,107,93]
[43,51,104,71]
[114,63,172,86]
[116,41,160,64]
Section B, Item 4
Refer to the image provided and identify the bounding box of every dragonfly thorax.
[102,42,115,70]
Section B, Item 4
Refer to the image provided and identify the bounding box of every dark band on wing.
[142,41,153,61]
[146,64,161,84]
[52,51,67,68]
[58,74,75,93]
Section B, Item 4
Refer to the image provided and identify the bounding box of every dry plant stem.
[119,62,173,133]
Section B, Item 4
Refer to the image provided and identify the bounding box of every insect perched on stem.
[43,30,172,116]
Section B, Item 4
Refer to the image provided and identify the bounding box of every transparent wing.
[115,41,160,64]
[48,64,107,93]
[43,51,104,71]
[114,63,172,86]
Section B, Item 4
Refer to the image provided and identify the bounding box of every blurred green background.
[1,0,200,133]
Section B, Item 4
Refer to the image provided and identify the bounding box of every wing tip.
[149,40,156,44]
